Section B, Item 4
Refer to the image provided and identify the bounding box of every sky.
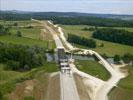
[0,0,133,15]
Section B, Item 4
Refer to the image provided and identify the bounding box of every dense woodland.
[67,34,96,48]
[0,42,46,70]
[1,11,133,27]
[93,28,133,46]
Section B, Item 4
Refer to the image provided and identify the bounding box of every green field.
[62,25,133,57]
[75,60,110,80]
[10,27,41,39]
[0,20,43,28]
[0,20,42,39]
[0,35,54,49]
[0,62,59,98]
[119,66,133,90]
[0,20,55,49]
[108,66,133,100]
[0,20,32,26]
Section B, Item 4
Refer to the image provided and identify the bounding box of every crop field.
[62,25,133,57]
[75,60,110,81]
[108,66,133,100]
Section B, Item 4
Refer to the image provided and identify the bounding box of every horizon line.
[1,10,133,16]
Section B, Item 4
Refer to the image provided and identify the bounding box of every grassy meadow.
[0,35,47,48]
[10,27,41,39]
[0,20,55,49]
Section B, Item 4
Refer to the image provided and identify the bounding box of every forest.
[0,42,46,71]
[93,28,133,46]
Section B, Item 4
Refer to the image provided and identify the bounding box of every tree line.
[114,54,133,65]
[53,17,133,27]
[93,28,133,46]
[1,11,133,27]
[0,42,46,71]
[67,34,96,48]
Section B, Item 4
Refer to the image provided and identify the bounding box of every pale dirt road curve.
[58,27,74,50]
[55,21,126,100]
[91,51,126,100]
